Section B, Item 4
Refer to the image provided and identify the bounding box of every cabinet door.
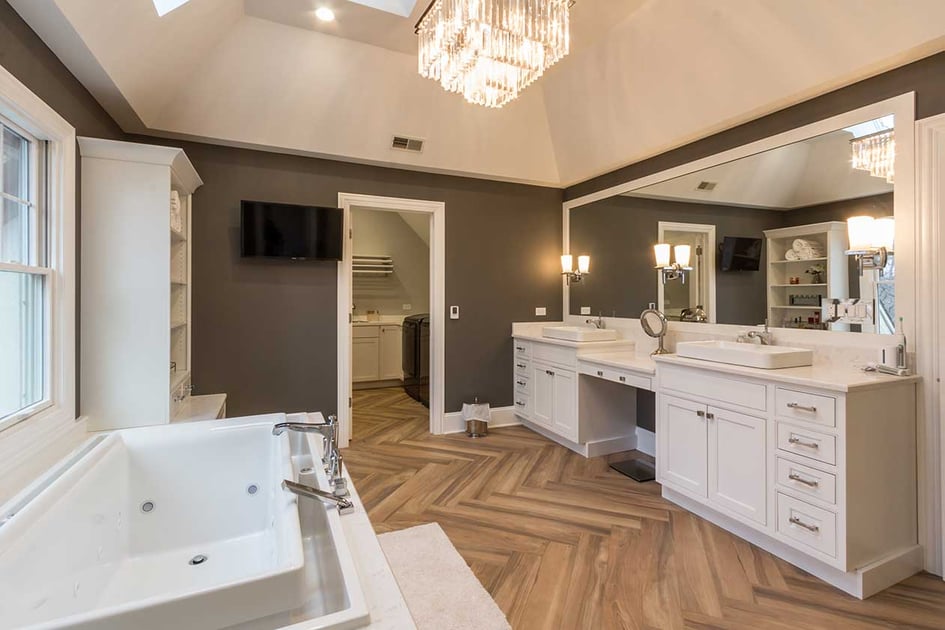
[352,337,380,382]
[532,363,555,428]
[378,325,403,380]
[552,369,577,441]
[708,406,767,524]
[658,395,708,497]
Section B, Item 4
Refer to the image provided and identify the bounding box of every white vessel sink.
[676,340,813,369]
[542,326,618,342]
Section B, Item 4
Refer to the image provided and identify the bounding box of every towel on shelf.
[791,238,824,260]
[170,190,182,233]
[785,249,800,261]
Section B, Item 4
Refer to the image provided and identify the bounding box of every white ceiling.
[628,126,894,210]
[10,0,945,187]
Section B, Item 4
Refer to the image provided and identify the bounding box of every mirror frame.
[563,92,916,341]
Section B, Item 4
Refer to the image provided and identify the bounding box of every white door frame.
[916,113,945,576]
[337,193,446,447]
[657,221,717,322]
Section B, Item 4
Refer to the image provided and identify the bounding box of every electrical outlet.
[580,306,591,315]
[648,302,656,310]
[402,303,412,311]
[535,307,547,316]
[450,305,460,320]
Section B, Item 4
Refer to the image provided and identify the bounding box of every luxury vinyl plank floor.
[345,387,945,629]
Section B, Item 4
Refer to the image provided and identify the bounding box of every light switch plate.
[580,306,591,315]
[535,307,547,316]
[450,305,460,320]
[402,303,412,311]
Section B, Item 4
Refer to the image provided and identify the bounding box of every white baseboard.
[664,488,923,599]
[517,418,636,458]
[442,406,519,435]
[635,428,655,457]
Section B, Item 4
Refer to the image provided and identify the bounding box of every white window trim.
[0,63,76,433]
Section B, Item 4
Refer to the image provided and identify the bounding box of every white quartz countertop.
[577,351,656,376]
[512,332,635,350]
[352,317,404,327]
[653,354,920,393]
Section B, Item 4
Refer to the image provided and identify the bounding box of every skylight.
[844,114,894,139]
[347,0,418,18]
[153,0,191,17]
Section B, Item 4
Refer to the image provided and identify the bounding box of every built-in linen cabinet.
[656,359,918,598]
[79,137,224,431]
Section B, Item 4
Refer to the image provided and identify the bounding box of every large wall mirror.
[567,94,915,335]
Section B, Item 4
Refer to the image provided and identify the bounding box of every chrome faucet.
[272,414,349,497]
[586,312,605,329]
[746,320,773,346]
[282,479,354,515]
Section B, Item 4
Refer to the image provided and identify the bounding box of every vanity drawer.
[512,394,532,419]
[777,493,837,558]
[776,387,836,428]
[514,358,531,376]
[352,325,379,339]
[660,365,766,411]
[777,423,837,466]
[585,365,652,391]
[514,374,531,396]
[533,343,577,368]
[776,457,837,505]
[513,340,531,358]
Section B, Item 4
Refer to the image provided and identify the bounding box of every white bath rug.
[378,522,511,630]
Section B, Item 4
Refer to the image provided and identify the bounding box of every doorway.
[336,194,445,448]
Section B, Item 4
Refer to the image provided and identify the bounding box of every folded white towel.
[170,190,181,214]
[785,249,800,261]
[792,238,816,251]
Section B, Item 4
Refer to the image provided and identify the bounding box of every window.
[0,64,75,433]
[1,118,47,422]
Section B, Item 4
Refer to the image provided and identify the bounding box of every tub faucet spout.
[282,480,354,515]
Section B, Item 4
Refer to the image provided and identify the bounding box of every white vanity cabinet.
[353,322,402,384]
[655,358,919,598]
[512,335,641,456]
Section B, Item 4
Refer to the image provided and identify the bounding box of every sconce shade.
[577,255,590,274]
[674,245,691,268]
[654,243,671,268]
[847,216,876,251]
[874,216,895,252]
[561,254,573,274]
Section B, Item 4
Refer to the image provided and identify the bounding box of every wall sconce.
[846,215,894,275]
[561,254,590,285]
[654,243,692,283]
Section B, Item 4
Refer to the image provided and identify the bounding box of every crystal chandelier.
[850,129,895,183]
[416,0,571,108]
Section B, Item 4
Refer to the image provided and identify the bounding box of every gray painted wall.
[569,196,782,324]
[155,140,564,417]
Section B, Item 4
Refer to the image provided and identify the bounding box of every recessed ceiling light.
[315,7,336,21]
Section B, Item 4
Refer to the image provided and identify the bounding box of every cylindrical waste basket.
[462,399,491,438]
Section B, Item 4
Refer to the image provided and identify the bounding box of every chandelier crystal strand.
[850,129,895,183]
[417,0,570,108]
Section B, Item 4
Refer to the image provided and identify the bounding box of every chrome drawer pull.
[597,370,604,377]
[516,346,526,352]
[546,370,554,376]
[789,515,820,533]
[706,412,715,420]
[696,410,705,418]
[516,363,526,369]
[516,380,527,387]
[788,435,819,449]
[788,472,820,487]
[787,402,817,413]
[515,400,525,407]
[619,376,626,382]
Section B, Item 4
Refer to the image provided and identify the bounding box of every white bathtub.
[0,415,319,629]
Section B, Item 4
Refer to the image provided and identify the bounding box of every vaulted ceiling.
[11,0,945,187]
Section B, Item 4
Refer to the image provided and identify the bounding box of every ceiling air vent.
[696,181,717,191]
[391,135,424,153]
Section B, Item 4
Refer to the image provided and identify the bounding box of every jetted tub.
[0,414,369,630]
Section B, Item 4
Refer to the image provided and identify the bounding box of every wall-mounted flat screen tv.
[240,201,343,260]
[720,236,763,271]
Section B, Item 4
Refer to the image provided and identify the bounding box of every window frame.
[0,63,76,433]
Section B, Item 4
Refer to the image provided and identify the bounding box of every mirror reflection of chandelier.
[850,129,895,183]
[415,0,571,108]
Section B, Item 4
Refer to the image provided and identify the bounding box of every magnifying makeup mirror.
[640,308,669,356]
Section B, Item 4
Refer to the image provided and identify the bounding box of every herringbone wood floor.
[345,387,945,629]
